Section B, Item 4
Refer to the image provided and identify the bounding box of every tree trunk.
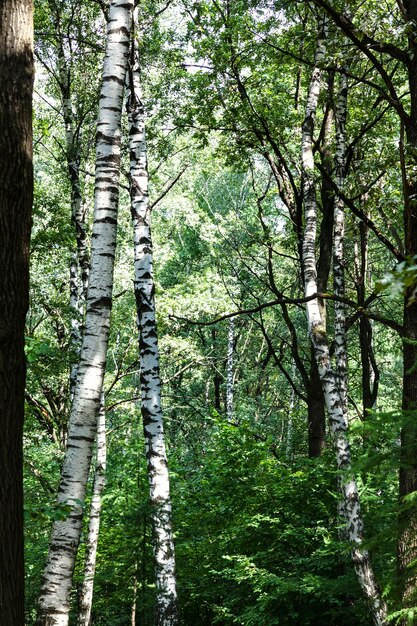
[398,1,417,607]
[398,115,417,613]
[0,1,33,623]
[47,3,90,406]
[36,2,133,623]
[226,316,234,421]
[77,394,106,626]
[306,74,335,458]
[59,58,89,405]
[354,222,379,417]
[211,328,222,412]
[307,351,326,458]
[301,21,387,626]
[333,70,348,417]
[127,29,179,626]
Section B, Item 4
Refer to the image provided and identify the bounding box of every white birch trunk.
[77,394,107,626]
[36,3,133,623]
[226,316,234,421]
[333,72,349,530]
[131,570,138,626]
[127,33,179,626]
[301,24,387,626]
[333,71,348,412]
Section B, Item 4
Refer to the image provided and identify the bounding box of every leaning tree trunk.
[301,21,387,626]
[36,2,133,624]
[0,1,33,623]
[77,394,106,626]
[127,31,179,626]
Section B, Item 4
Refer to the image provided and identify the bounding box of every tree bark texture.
[333,70,348,418]
[127,34,179,626]
[307,350,326,458]
[354,222,379,416]
[398,0,417,609]
[226,316,235,421]
[77,394,106,626]
[36,2,133,623]
[301,22,387,626]
[0,1,33,623]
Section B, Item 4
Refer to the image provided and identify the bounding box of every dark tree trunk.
[307,350,326,458]
[398,113,417,607]
[398,0,417,606]
[0,1,33,623]
[354,221,379,416]
[211,329,222,412]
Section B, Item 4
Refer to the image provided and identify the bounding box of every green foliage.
[172,421,372,625]
[24,0,415,624]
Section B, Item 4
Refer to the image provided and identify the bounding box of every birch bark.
[301,23,387,626]
[333,71,348,417]
[127,31,179,626]
[36,2,133,623]
[77,394,106,626]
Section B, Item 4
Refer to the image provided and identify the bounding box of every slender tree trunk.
[36,3,133,623]
[333,70,348,415]
[354,222,379,416]
[226,316,234,421]
[398,1,417,606]
[306,74,335,458]
[77,394,107,626]
[332,69,350,533]
[286,362,296,460]
[49,11,90,405]
[127,29,179,626]
[131,571,138,626]
[307,351,326,457]
[398,119,417,612]
[301,22,387,625]
[211,328,222,412]
[0,1,33,623]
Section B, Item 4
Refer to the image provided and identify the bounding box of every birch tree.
[333,70,348,421]
[77,394,106,626]
[36,1,133,623]
[127,25,179,626]
[0,0,33,623]
[301,20,387,626]
[309,0,417,607]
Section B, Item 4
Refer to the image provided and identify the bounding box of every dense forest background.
[20,0,417,624]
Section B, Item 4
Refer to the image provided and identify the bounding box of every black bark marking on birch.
[95,216,118,225]
[88,297,113,310]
